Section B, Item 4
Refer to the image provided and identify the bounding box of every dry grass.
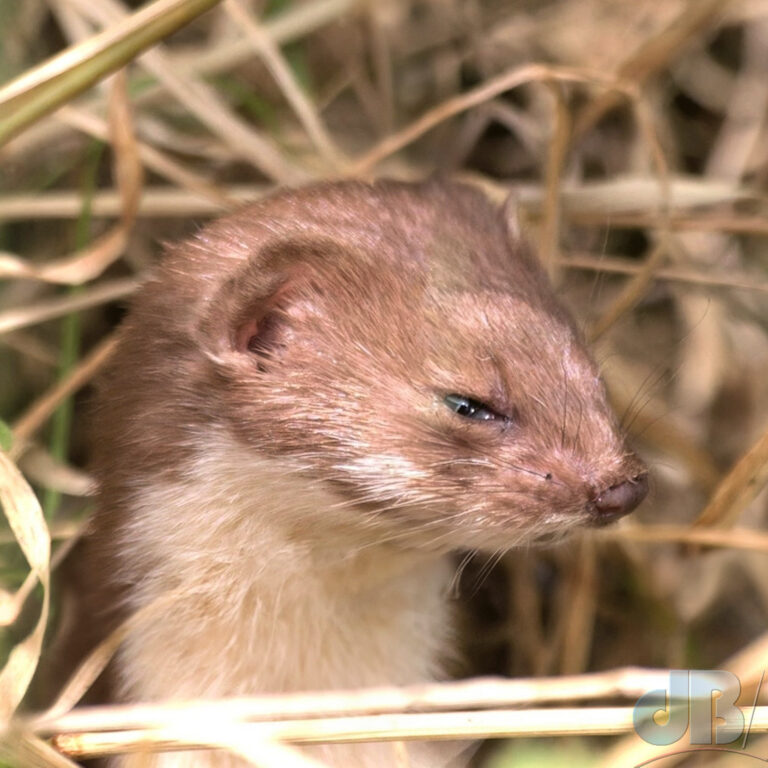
[2,0,768,766]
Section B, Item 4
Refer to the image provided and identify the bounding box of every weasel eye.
[444,394,503,422]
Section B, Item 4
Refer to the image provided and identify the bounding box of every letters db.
[633,670,745,746]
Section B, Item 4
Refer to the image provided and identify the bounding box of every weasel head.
[107,180,647,553]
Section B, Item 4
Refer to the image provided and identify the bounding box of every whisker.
[470,547,507,595]
[449,550,477,598]
[561,360,569,450]
[574,399,584,450]
[620,362,670,434]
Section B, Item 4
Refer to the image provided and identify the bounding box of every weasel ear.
[198,238,345,366]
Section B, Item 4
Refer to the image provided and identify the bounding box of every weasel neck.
[112,443,454,700]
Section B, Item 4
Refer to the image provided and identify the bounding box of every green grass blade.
[0,0,222,147]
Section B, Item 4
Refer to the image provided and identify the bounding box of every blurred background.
[2,1,768,766]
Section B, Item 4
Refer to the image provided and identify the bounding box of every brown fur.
[67,179,645,767]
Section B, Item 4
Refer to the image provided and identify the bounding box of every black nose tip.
[592,473,649,523]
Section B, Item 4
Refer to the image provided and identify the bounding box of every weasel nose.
[592,473,648,523]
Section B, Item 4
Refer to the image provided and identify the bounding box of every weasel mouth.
[588,473,649,525]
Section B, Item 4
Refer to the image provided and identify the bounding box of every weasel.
[81,179,647,767]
